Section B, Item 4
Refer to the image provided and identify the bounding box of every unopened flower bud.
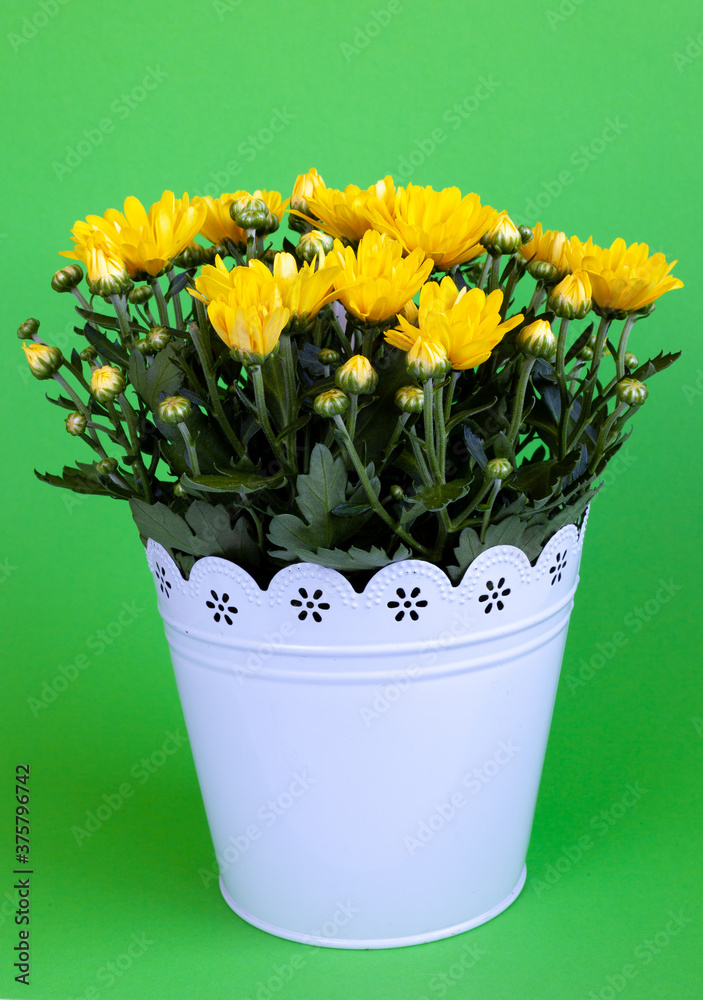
[615,378,648,407]
[485,458,513,480]
[174,242,204,269]
[90,365,125,402]
[313,388,349,418]
[202,243,228,263]
[88,265,133,298]
[297,229,334,263]
[394,385,424,413]
[335,355,378,394]
[65,411,87,436]
[390,485,405,501]
[624,352,638,370]
[128,285,154,305]
[481,212,522,255]
[578,345,593,362]
[173,482,187,497]
[146,326,172,352]
[96,457,118,475]
[22,342,63,379]
[158,396,192,425]
[230,195,269,231]
[291,168,324,217]
[51,264,83,292]
[135,339,152,355]
[547,271,592,320]
[317,348,340,366]
[17,318,40,340]
[587,333,610,356]
[527,260,559,283]
[518,225,533,244]
[516,320,557,361]
[406,338,451,381]
[80,345,97,362]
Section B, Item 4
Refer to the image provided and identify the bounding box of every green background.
[1,0,702,997]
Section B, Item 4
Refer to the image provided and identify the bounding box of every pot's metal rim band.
[162,595,575,683]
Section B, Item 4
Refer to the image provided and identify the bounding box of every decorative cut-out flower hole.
[478,577,511,614]
[291,587,330,622]
[206,590,238,625]
[550,550,568,585]
[387,586,428,622]
[155,562,171,599]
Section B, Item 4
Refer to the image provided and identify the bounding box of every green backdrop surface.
[1,1,702,998]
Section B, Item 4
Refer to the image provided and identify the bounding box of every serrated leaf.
[411,479,471,511]
[129,499,212,555]
[180,471,285,495]
[84,323,129,366]
[294,443,347,546]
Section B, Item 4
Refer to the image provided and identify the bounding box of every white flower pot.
[145,511,589,949]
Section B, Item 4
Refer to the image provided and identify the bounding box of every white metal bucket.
[146,511,588,949]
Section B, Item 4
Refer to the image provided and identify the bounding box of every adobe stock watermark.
[564,578,681,695]
[681,368,703,404]
[213,0,244,19]
[404,740,520,855]
[71,730,188,846]
[194,107,295,198]
[27,600,145,716]
[0,557,18,584]
[672,29,703,72]
[518,117,627,224]
[340,1,404,62]
[545,0,589,31]
[394,76,501,181]
[585,910,693,1000]
[52,66,169,181]
[65,931,155,1000]
[8,0,72,52]
[531,782,648,896]
[414,943,485,1000]
[198,769,315,887]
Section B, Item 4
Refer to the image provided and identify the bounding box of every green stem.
[346,394,359,441]
[148,277,170,327]
[52,372,106,455]
[333,416,432,558]
[192,300,245,458]
[488,254,501,293]
[117,392,152,501]
[406,425,433,486]
[528,283,546,312]
[568,314,612,451]
[434,381,448,482]
[450,479,493,532]
[507,357,535,446]
[70,287,90,310]
[477,255,491,291]
[590,402,627,472]
[178,422,200,477]
[479,481,501,544]
[556,317,570,459]
[615,314,636,380]
[278,334,299,469]
[166,268,184,330]
[109,294,135,345]
[422,379,442,481]
[251,366,295,474]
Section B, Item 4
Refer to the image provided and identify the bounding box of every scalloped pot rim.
[144,508,590,659]
[147,506,590,597]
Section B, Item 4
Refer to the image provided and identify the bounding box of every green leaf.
[411,479,471,512]
[35,467,127,498]
[129,499,212,555]
[180,471,285,495]
[294,443,347,547]
[83,323,129,366]
[182,503,260,569]
[631,351,682,382]
[331,502,374,516]
[266,513,316,558]
[448,516,546,582]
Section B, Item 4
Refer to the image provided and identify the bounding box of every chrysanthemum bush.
[20,172,682,582]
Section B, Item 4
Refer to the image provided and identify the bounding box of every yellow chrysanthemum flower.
[64,228,131,295]
[205,266,290,363]
[291,168,326,215]
[330,230,433,324]
[364,184,499,270]
[61,191,207,278]
[568,237,683,313]
[295,176,397,242]
[387,277,523,370]
[519,223,572,279]
[251,252,340,321]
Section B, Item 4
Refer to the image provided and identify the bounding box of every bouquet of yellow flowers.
[21,171,682,581]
